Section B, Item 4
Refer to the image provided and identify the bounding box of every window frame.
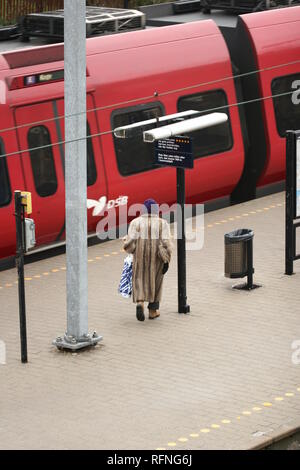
[27,125,58,198]
[271,72,300,138]
[177,88,234,159]
[87,120,97,187]
[0,137,12,208]
[111,101,165,177]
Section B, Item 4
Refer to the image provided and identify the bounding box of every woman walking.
[123,199,172,321]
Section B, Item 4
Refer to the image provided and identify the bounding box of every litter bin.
[225,229,254,281]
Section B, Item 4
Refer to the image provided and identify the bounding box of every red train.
[0,6,300,265]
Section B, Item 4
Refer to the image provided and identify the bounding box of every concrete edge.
[138,3,174,18]
[249,421,300,450]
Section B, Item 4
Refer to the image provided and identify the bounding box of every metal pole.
[15,191,28,363]
[285,131,295,276]
[53,0,101,350]
[177,168,190,314]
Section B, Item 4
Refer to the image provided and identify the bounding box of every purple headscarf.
[144,198,159,215]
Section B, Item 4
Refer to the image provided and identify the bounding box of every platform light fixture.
[113,110,199,139]
[143,112,228,143]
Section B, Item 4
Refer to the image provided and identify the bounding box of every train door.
[14,102,65,246]
[0,134,25,259]
[54,94,108,234]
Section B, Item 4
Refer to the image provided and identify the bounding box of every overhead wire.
[0,57,299,135]
[0,87,298,160]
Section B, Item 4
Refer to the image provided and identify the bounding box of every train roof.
[0,19,221,73]
[0,4,238,60]
[240,4,300,28]
[0,19,233,109]
[240,5,300,68]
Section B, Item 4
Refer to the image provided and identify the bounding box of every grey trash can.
[224,229,254,279]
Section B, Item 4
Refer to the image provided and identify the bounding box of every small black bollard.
[14,191,28,363]
[177,167,190,313]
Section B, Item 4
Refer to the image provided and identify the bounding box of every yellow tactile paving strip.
[0,249,125,290]
[0,201,285,291]
[157,387,300,450]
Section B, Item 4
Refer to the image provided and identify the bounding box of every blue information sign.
[155,136,194,169]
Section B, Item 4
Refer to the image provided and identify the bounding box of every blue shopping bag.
[118,255,133,298]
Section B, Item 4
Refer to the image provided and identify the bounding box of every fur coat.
[123,214,172,303]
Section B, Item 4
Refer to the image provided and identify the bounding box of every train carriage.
[1,6,300,265]
[228,7,300,202]
[0,20,244,262]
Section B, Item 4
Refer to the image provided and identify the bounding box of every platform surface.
[1,192,300,450]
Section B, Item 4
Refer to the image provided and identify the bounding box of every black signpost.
[155,136,193,314]
[285,130,300,275]
[14,191,28,363]
[115,111,228,313]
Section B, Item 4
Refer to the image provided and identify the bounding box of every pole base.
[179,304,190,314]
[53,331,103,351]
[232,283,261,291]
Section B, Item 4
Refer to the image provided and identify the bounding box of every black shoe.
[136,304,145,322]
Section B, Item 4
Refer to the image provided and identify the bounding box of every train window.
[112,104,164,176]
[272,73,300,137]
[178,90,233,158]
[28,126,58,197]
[87,121,97,186]
[0,138,11,207]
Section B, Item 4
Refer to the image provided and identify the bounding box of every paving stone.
[0,192,300,449]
